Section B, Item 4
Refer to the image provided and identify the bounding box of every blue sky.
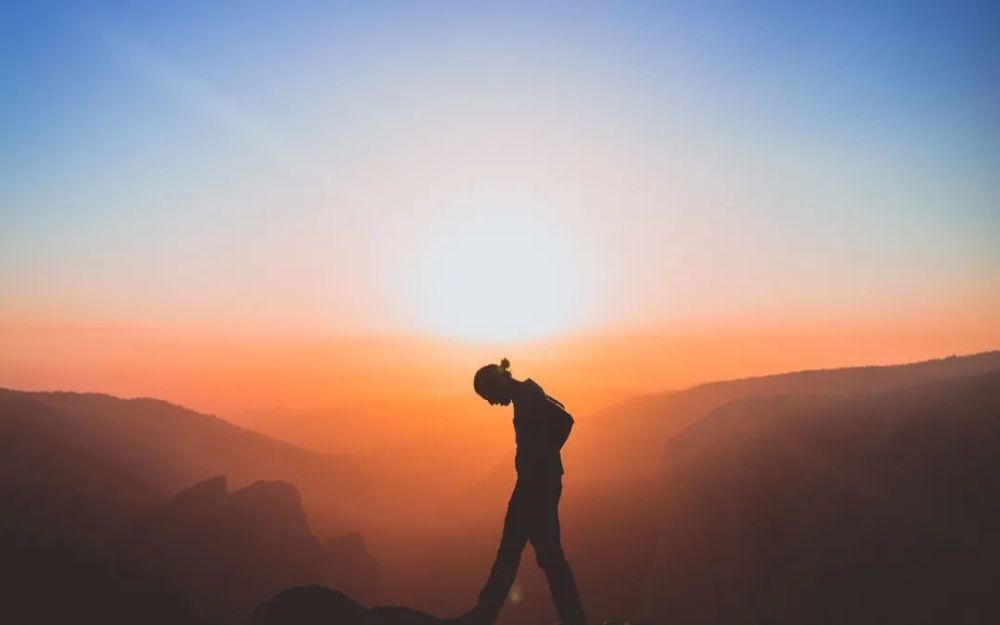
[2,1,997,336]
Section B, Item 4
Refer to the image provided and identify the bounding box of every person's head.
[473,357,515,406]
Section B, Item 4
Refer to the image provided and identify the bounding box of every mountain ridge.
[569,349,1000,481]
[0,387,372,540]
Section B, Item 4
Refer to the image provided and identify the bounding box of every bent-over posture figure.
[464,358,586,625]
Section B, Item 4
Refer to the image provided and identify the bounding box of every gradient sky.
[2,1,998,344]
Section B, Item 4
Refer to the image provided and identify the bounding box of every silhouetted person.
[462,358,586,625]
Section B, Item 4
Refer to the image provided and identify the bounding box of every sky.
[2,1,998,412]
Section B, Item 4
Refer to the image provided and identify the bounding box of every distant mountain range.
[555,352,1000,625]
[569,350,1000,481]
[642,371,1000,625]
[0,388,370,540]
[243,367,1000,625]
[1,350,998,624]
[0,388,379,623]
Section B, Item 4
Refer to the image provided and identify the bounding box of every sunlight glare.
[414,208,584,342]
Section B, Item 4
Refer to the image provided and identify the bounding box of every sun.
[412,208,584,342]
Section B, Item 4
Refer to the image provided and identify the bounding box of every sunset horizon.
[2,2,998,625]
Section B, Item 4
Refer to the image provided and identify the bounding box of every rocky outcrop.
[131,477,380,623]
[250,586,450,625]
[250,586,650,625]
[326,531,382,604]
[250,586,371,625]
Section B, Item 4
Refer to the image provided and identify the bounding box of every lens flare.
[508,582,523,604]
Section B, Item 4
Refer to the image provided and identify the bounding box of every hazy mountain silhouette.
[570,350,1000,482]
[0,389,378,624]
[637,372,1000,624]
[2,351,998,624]
[0,389,370,542]
[326,531,383,605]
[249,351,1000,625]
[505,353,1000,623]
[129,476,380,622]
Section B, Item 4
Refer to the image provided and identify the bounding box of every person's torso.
[512,379,568,477]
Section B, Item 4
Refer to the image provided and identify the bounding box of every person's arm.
[545,396,574,449]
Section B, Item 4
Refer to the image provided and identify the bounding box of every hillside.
[2,352,998,624]
[255,361,1000,625]
[318,351,1000,624]
[0,522,212,625]
[641,372,1000,625]
[128,476,381,622]
[569,350,1000,482]
[0,389,370,540]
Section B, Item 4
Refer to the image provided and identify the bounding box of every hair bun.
[499,357,510,370]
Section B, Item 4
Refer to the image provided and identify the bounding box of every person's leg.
[470,481,531,623]
[528,478,586,625]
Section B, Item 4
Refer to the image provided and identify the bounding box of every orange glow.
[3,306,997,429]
[4,312,996,541]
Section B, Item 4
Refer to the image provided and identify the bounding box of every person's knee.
[534,546,568,573]
[495,535,526,562]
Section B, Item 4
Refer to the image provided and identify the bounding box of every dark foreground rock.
[250,585,453,625]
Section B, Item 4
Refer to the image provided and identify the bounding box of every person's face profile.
[480,378,511,406]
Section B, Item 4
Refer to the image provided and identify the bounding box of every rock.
[250,585,371,625]
[372,605,451,625]
[251,585,454,625]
